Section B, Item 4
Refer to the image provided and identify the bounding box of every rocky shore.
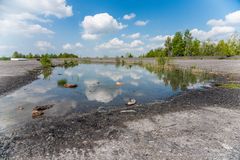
[1,86,240,159]
[0,59,240,159]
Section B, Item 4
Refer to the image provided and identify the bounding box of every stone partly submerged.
[115,82,124,86]
[127,99,137,106]
[120,110,137,113]
[17,106,24,110]
[33,104,54,111]
[32,110,44,118]
[64,84,78,88]
[32,104,54,118]
[97,106,108,113]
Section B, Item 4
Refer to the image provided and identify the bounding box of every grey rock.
[97,107,107,113]
[120,110,137,113]
[33,104,54,111]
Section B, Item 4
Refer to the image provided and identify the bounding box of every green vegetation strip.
[217,83,240,89]
[63,60,79,68]
[142,29,240,58]
[0,57,10,61]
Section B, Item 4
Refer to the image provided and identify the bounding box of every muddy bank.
[0,85,240,159]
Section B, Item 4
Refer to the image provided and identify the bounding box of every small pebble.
[120,110,137,113]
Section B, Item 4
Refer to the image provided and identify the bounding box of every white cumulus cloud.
[62,42,83,50]
[97,38,125,49]
[147,10,240,43]
[190,10,240,41]
[0,0,73,36]
[150,35,173,41]
[123,13,136,20]
[207,10,240,26]
[95,38,145,55]
[81,13,127,40]
[0,20,54,36]
[122,32,141,39]
[3,0,73,18]
[135,20,149,26]
[96,38,144,50]
[130,40,144,47]
[191,26,236,41]
[35,41,55,51]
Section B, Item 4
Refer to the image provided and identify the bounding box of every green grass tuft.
[218,83,240,89]
[57,79,67,86]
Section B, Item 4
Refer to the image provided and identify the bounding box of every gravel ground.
[171,59,240,79]
[0,60,41,96]
[0,59,64,96]
[1,88,240,160]
[0,59,240,160]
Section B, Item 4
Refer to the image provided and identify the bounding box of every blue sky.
[0,0,240,57]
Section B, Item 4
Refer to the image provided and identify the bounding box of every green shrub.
[57,79,67,86]
[63,60,78,68]
[126,53,133,58]
[0,57,10,61]
[40,56,52,68]
[156,56,169,66]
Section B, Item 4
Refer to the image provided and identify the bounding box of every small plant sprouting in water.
[121,59,125,66]
[40,55,52,68]
[57,79,67,87]
[190,65,197,69]
[138,57,143,65]
[115,56,121,64]
[115,56,121,68]
[156,54,169,66]
[42,68,52,79]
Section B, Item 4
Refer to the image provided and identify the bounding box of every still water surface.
[0,64,213,132]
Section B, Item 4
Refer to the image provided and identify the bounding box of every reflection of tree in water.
[125,64,132,69]
[63,60,79,69]
[42,67,52,80]
[144,64,210,91]
[115,63,133,69]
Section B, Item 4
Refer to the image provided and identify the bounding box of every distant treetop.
[143,29,240,57]
[11,52,79,59]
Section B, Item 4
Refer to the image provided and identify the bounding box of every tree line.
[12,51,79,59]
[144,29,240,57]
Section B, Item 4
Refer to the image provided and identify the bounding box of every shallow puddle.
[0,64,214,132]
